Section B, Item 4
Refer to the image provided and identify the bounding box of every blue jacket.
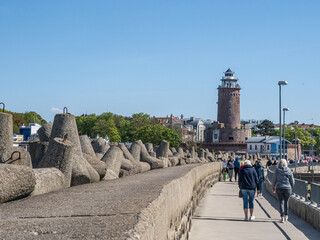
[255,163,265,181]
[234,159,241,168]
[238,165,259,190]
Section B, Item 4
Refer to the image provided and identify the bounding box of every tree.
[24,111,47,125]
[134,124,182,148]
[76,114,97,137]
[93,117,121,142]
[255,120,276,136]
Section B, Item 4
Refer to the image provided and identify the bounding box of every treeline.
[75,112,182,147]
[3,110,47,134]
[253,120,320,153]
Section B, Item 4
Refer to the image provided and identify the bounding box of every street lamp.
[311,128,315,171]
[283,108,289,159]
[278,81,288,160]
[294,120,299,172]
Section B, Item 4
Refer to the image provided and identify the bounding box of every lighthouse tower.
[217,68,241,129]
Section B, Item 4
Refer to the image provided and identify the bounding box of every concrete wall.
[128,162,221,240]
[265,179,320,231]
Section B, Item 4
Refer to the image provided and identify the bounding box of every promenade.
[189,181,320,240]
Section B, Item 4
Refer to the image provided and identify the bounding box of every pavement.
[189,181,320,240]
[0,164,203,240]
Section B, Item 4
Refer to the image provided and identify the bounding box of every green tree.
[93,117,121,142]
[76,114,97,137]
[12,113,27,134]
[113,114,131,142]
[24,111,47,125]
[255,120,276,136]
[134,124,182,148]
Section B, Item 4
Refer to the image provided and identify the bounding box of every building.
[184,117,206,142]
[246,136,292,158]
[19,122,42,141]
[205,69,251,143]
[13,134,24,147]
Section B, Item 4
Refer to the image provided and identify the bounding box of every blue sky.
[1,1,319,124]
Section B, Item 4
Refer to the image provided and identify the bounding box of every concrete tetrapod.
[0,164,36,203]
[145,143,154,153]
[91,137,110,155]
[129,143,151,172]
[119,143,142,174]
[37,123,53,142]
[31,168,65,196]
[136,140,164,169]
[38,137,74,187]
[49,113,100,185]
[32,142,49,168]
[156,140,169,159]
[101,146,123,180]
[129,142,141,162]
[198,148,208,162]
[83,153,107,179]
[178,147,185,158]
[80,135,107,178]
[170,147,177,153]
[79,135,96,157]
[29,139,39,162]
[0,112,13,162]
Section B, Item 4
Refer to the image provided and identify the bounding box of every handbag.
[239,190,243,198]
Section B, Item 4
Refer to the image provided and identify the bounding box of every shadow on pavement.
[262,187,320,240]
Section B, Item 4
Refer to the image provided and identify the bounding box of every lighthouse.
[217,68,241,129]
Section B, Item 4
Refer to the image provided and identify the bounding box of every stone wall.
[128,162,221,240]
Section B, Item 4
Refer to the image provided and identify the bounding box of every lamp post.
[278,81,288,160]
[283,108,289,159]
[294,120,299,172]
[311,128,315,171]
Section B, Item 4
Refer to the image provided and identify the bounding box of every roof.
[226,68,233,73]
[245,136,265,143]
[246,136,291,144]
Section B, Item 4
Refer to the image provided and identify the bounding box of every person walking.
[254,161,265,197]
[227,156,235,182]
[272,159,295,223]
[266,159,272,168]
[234,157,241,181]
[238,160,260,221]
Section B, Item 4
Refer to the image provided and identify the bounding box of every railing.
[310,183,320,207]
[266,166,319,204]
[293,179,308,200]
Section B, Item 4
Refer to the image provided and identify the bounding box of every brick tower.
[217,68,241,129]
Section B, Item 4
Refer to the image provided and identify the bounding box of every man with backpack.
[227,156,235,182]
[255,161,265,196]
[234,156,241,181]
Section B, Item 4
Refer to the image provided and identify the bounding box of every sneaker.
[244,217,249,221]
[280,217,284,223]
[284,216,288,222]
[249,216,255,221]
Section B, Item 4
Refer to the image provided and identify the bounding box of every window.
[229,100,232,107]
[229,108,232,115]
[250,145,252,150]
[214,134,218,139]
[255,145,257,150]
[229,137,234,140]
[267,145,270,150]
[228,116,231,122]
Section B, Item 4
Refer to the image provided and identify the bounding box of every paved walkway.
[189,181,320,240]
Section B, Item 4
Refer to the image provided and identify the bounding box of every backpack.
[228,161,234,169]
[257,167,264,180]
[234,160,241,168]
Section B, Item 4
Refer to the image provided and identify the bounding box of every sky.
[1,1,320,124]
